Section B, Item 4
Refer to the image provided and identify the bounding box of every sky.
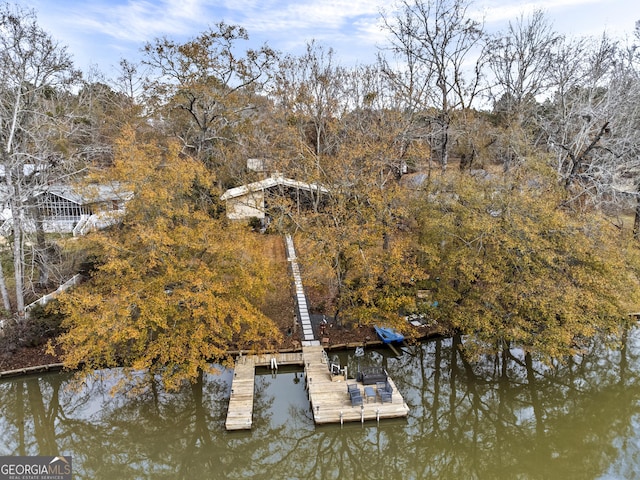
[14,0,640,76]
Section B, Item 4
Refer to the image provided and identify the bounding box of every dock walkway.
[225,352,304,430]
[285,234,317,345]
[225,355,256,430]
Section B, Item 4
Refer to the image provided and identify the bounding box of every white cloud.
[475,0,635,39]
[216,0,385,33]
[82,1,209,41]
[18,0,640,75]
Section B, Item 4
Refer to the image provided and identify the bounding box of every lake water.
[2,330,640,479]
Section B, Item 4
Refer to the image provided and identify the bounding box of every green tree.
[55,127,281,391]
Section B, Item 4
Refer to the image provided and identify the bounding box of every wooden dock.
[225,356,256,430]
[252,352,304,367]
[303,345,410,424]
[225,352,303,430]
[225,235,408,430]
[225,348,409,430]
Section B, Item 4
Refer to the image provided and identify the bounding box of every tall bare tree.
[486,10,560,169]
[271,41,349,176]
[381,0,486,170]
[540,34,621,194]
[141,22,277,186]
[0,3,79,318]
[488,11,559,119]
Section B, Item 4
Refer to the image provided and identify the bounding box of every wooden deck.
[225,348,409,430]
[252,352,304,367]
[225,352,303,430]
[225,356,256,430]
[303,345,410,425]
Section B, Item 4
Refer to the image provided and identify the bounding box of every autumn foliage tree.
[294,85,428,330]
[3,0,639,380]
[54,127,281,391]
[413,161,640,359]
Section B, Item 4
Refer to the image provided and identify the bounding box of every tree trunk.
[0,152,14,313]
[33,202,49,287]
[9,177,25,318]
[564,121,610,188]
[440,124,449,171]
[0,259,12,313]
[633,186,640,241]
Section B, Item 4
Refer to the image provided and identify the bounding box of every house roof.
[220,175,329,201]
[0,164,45,178]
[42,183,133,205]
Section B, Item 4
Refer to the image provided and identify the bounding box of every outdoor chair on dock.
[348,383,363,406]
[376,381,393,403]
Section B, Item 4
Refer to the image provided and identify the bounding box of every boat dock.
[225,355,256,430]
[225,235,409,430]
[225,346,409,429]
[303,345,409,424]
[225,352,305,430]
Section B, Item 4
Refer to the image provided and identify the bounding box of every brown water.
[1,330,640,479]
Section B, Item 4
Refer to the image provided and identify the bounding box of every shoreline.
[0,327,447,380]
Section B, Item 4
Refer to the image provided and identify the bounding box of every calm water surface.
[2,330,640,479]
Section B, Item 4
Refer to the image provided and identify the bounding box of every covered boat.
[374,325,405,344]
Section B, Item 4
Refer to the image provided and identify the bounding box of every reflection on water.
[2,328,640,479]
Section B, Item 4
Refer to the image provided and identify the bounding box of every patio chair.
[350,389,363,406]
[377,381,392,403]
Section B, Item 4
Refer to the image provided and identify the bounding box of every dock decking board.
[252,352,304,367]
[303,345,410,425]
[225,356,256,430]
[225,353,303,430]
[285,234,315,341]
[225,348,409,430]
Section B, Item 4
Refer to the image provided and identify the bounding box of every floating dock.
[225,355,256,430]
[225,347,409,430]
[225,352,304,430]
[303,345,409,425]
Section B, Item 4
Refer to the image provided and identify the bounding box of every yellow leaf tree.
[54,127,281,391]
[414,161,640,359]
[296,105,427,331]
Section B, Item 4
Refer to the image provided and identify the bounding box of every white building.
[220,175,329,221]
[0,183,132,236]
